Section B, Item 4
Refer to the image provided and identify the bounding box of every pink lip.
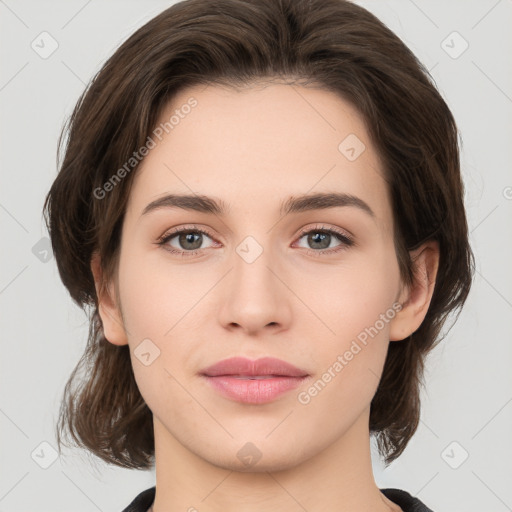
[200,357,310,404]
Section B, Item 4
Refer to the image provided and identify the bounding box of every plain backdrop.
[1,1,511,511]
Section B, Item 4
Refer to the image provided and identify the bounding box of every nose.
[218,242,292,336]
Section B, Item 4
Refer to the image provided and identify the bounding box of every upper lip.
[200,357,309,377]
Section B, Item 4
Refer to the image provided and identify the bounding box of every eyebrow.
[141,192,375,218]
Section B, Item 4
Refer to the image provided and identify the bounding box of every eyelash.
[156,224,355,258]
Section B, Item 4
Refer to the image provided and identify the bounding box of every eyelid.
[296,223,354,244]
[156,224,218,247]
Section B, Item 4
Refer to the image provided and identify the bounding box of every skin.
[92,82,439,512]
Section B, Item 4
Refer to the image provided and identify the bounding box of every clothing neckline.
[122,485,434,512]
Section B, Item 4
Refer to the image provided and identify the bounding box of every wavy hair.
[43,0,474,468]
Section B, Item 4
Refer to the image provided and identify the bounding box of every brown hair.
[43,0,474,469]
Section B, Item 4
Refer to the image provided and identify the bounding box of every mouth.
[200,356,309,378]
[201,374,309,404]
[199,357,310,404]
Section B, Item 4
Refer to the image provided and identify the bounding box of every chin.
[201,440,308,474]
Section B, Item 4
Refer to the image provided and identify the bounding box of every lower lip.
[202,375,308,404]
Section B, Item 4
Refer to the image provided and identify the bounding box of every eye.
[156,225,218,257]
[156,224,355,258]
[294,225,354,256]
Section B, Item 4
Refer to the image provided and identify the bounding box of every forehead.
[128,82,391,226]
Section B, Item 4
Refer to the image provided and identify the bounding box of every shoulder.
[121,486,156,512]
[380,488,435,512]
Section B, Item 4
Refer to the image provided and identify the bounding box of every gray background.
[1,0,511,511]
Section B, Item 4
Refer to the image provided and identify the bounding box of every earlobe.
[90,252,128,346]
[389,240,440,342]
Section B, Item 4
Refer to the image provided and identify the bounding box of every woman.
[43,0,474,510]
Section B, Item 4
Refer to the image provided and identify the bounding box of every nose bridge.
[219,232,291,333]
[232,233,278,302]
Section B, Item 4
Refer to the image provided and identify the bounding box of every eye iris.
[309,232,330,249]
[179,232,202,250]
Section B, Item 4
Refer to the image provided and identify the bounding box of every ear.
[389,240,440,342]
[90,251,128,346]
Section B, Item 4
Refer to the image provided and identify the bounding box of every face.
[104,82,408,472]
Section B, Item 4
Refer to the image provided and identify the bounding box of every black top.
[121,486,434,511]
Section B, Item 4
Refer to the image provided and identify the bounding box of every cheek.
[300,247,400,408]
[118,246,206,339]
[118,255,197,415]
[117,247,208,398]
[296,260,399,428]
[302,250,400,343]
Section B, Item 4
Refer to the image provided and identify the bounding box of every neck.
[149,408,401,512]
